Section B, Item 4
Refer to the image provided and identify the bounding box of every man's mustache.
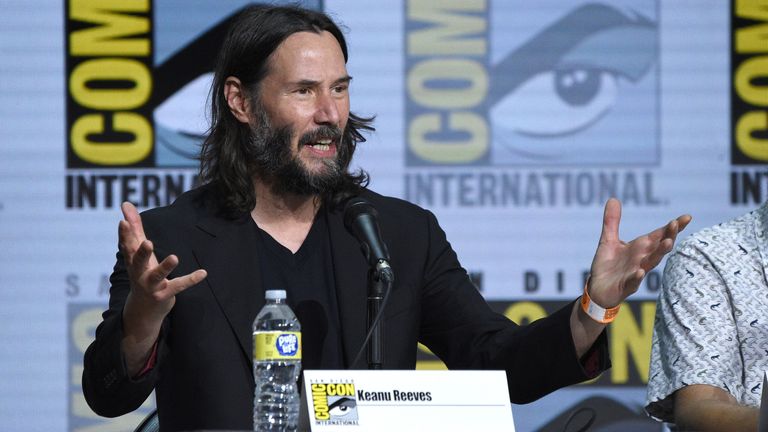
[298,125,343,148]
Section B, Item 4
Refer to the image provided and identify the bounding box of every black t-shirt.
[252,210,345,370]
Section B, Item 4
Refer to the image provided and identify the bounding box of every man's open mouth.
[308,138,334,151]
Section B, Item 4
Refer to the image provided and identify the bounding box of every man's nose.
[314,91,340,126]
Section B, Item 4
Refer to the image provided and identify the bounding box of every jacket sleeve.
[417,209,609,403]
[81,250,168,417]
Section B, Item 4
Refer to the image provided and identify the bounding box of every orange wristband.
[580,279,620,324]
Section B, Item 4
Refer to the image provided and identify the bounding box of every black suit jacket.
[83,186,606,431]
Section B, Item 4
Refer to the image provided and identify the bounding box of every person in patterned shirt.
[646,203,768,431]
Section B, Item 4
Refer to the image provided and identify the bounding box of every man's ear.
[224,76,251,124]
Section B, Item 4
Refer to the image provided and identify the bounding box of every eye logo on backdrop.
[404,0,663,209]
[488,3,658,165]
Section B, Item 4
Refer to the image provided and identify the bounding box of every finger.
[639,238,675,272]
[676,214,692,233]
[118,219,139,255]
[645,214,692,244]
[144,254,180,287]
[652,214,691,246]
[121,201,147,242]
[164,269,208,297]
[651,219,678,245]
[600,198,622,244]
[131,240,154,271]
[626,233,654,262]
[663,219,683,246]
[147,269,207,303]
[643,218,676,244]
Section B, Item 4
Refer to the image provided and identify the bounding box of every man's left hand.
[587,198,692,308]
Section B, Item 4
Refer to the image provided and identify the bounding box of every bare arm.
[674,384,758,432]
[570,199,691,356]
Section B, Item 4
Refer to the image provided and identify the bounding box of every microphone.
[343,197,390,267]
[343,196,394,370]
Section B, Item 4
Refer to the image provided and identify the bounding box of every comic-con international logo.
[405,0,660,166]
[63,0,320,209]
[311,382,359,426]
[729,0,768,205]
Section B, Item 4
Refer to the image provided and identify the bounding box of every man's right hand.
[119,202,207,376]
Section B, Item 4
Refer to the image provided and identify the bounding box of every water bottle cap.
[264,290,287,300]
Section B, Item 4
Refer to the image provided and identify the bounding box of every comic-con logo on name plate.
[311,382,359,425]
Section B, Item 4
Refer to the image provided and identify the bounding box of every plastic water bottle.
[253,290,302,431]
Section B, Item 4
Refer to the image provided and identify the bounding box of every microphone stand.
[367,260,394,370]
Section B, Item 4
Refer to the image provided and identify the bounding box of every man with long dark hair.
[82,5,691,431]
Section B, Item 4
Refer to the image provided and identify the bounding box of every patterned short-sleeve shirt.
[645,203,768,422]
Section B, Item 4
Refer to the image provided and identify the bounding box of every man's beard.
[247,110,347,197]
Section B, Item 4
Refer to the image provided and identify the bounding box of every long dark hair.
[199,4,374,217]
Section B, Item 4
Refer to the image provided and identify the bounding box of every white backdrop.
[1,0,764,430]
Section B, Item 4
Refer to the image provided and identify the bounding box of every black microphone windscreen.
[343,197,378,231]
[343,197,390,265]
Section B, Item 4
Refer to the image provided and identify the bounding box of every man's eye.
[296,88,310,95]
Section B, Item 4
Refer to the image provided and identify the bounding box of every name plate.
[301,370,515,431]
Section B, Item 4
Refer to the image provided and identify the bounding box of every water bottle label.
[254,331,302,360]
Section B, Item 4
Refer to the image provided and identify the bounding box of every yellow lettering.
[736,111,768,160]
[312,385,329,420]
[736,0,768,21]
[410,112,487,163]
[71,113,152,164]
[610,302,655,384]
[71,308,103,354]
[735,56,768,107]
[736,23,768,53]
[70,0,150,56]
[70,58,151,110]
[408,59,488,109]
[408,0,486,55]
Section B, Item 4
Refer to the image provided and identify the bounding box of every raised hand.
[587,198,691,308]
[119,202,207,375]
[119,202,207,320]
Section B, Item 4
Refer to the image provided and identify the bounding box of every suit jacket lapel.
[192,211,262,368]
[326,205,369,368]
[187,199,369,369]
